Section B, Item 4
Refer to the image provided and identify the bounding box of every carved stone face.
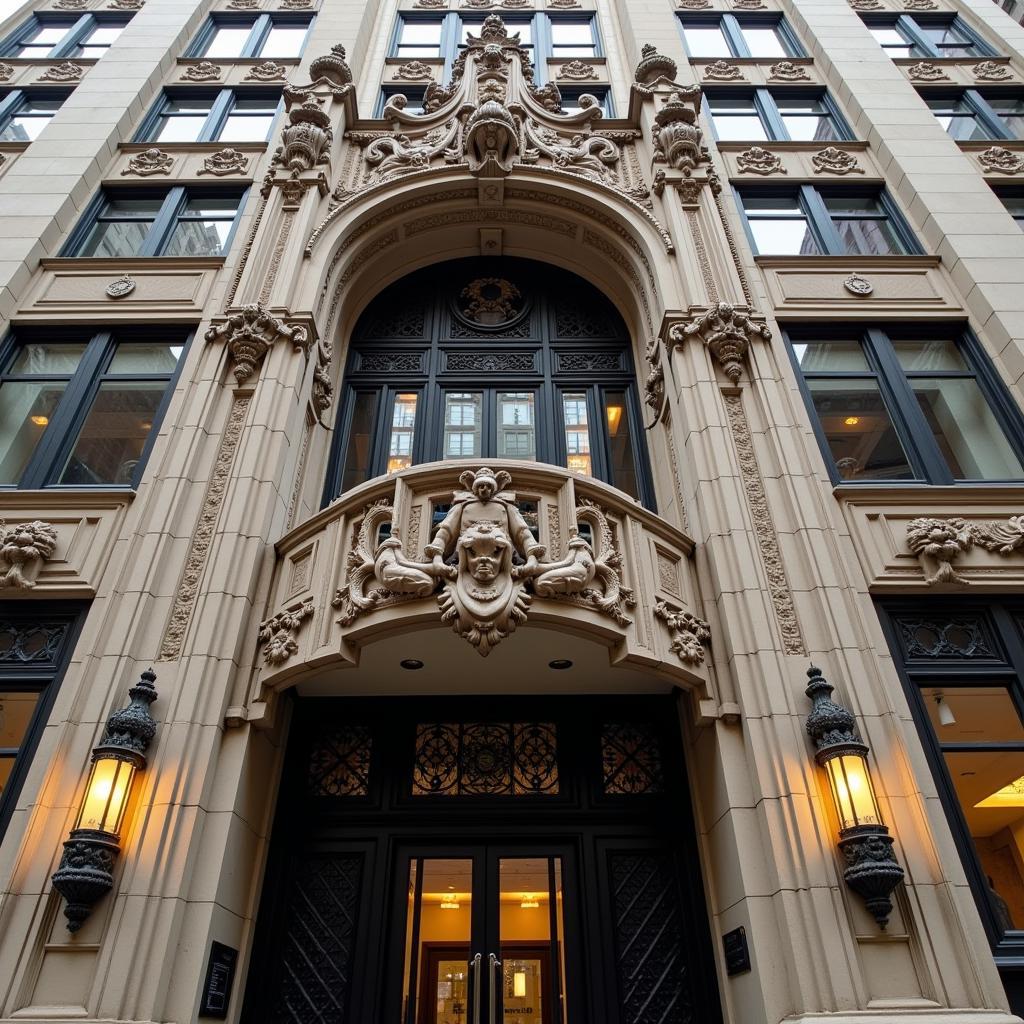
[459,523,509,583]
[473,478,496,502]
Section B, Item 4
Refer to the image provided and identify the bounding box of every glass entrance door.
[396,846,574,1024]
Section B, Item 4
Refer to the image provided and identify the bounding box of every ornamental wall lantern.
[805,664,905,928]
[51,668,158,932]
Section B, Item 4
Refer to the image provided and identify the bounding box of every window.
[787,327,1024,484]
[395,16,444,58]
[863,15,992,59]
[0,13,131,58]
[188,15,313,59]
[705,88,851,142]
[137,88,281,143]
[737,185,917,256]
[66,186,247,258]
[925,90,1024,140]
[0,329,186,488]
[678,14,804,58]
[325,258,652,505]
[0,89,68,141]
[0,609,83,840]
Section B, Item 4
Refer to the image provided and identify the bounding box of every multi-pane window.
[66,186,247,258]
[137,89,281,143]
[0,89,68,141]
[705,88,851,142]
[678,15,804,59]
[0,13,131,58]
[737,185,918,256]
[863,15,992,59]
[188,15,313,60]
[0,329,186,488]
[787,327,1024,484]
[925,90,1024,141]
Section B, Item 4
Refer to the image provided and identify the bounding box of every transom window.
[737,185,918,256]
[187,14,313,60]
[0,329,186,488]
[705,87,851,142]
[65,186,247,258]
[0,13,131,58]
[0,89,68,141]
[678,14,804,59]
[787,326,1024,484]
[137,88,281,143]
[862,15,992,59]
[325,259,652,506]
[924,89,1024,141]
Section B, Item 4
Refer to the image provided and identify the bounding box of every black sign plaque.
[199,940,238,1019]
[722,926,751,976]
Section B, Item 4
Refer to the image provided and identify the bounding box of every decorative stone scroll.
[979,146,1024,174]
[812,146,863,175]
[654,600,711,665]
[181,61,221,82]
[557,59,598,80]
[205,304,310,384]
[198,147,249,176]
[907,61,949,81]
[703,60,744,81]
[333,467,635,656]
[768,60,810,81]
[668,303,772,384]
[973,60,1014,82]
[0,521,58,589]
[37,61,83,82]
[122,148,174,176]
[907,515,1024,585]
[736,146,785,175]
[245,60,288,81]
[259,598,314,665]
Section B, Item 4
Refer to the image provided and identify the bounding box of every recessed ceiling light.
[400,659,424,670]
[549,659,572,670]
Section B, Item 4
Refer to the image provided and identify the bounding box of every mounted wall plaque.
[199,941,238,1019]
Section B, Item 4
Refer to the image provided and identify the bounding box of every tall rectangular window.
[862,14,991,59]
[188,15,313,59]
[0,90,67,141]
[0,13,132,58]
[705,88,851,142]
[387,392,418,473]
[138,89,281,144]
[925,90,1024,141]
[679,14,804,58]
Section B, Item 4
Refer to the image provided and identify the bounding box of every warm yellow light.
[976,774,1024,808]
[76,756,136,836]
[440,899,461,910]
[520,895,540,909]
[387,456,412,474]
[513,971,527,998]
[567,454,592,475]
[30,415,48,427]
[823,752,881,831]
[844,416,859,426]
[606,404,623,436]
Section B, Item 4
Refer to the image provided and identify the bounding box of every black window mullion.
[202,88,236,141]
[756,89,789,140]
[50,14,92,58]
[144,186,187,257]
[895,15,939,57]
[719,14,750,57]
[799,184,844,254]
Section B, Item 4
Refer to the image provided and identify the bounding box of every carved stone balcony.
[249,461,713,715]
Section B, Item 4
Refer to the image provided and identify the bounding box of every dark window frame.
[922,87,1024,141]
[0,87,71,142]
[559,85,613,117]
[677,13,806,59]
[703,85,854,142]
[134,86,283,143]
[994,183,1024,227]
[736,182,922,256]
[0,326,190,490]
[376,85,427,117]
[186,13,314,60]
[0,12,131,59]
[861,13,995,59]
[784,322,1024,486]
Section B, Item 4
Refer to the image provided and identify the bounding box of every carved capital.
[0,520,58,589]
[668,303,771,383]
[205,304,310,384]
[258,597,314,665]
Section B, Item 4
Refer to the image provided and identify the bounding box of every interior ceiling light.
[549,659,572,670]
[976,775,1024,808]
[935,694,956,727]
[520,895,540,909]
[844,416,859,426]
[400,659,424,670]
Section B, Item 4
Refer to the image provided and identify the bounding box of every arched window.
[324,258,653,506]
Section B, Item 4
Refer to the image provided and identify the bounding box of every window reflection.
[388,393,418,473]
[562,393,591,476]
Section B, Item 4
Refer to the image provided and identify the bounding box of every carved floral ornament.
[37,61,83,82]
[0,520,58,589]
[812,146,863,175]
[668,303,772,383]
[703,60,744,81]
[122,148,173,176]
[181,61,221,81]
[244,60,288,81]
[768,60,811,81]
[259,598,313,665]
[654,601,711,665]
[330,468,648,658]
[557,59,598,80]
[392,60,435,81]
[205,303,309,384]
[736,146,785,175]
[979,145,1024,174]
[973,60,1014,81]
[198,147,248,176]
[906,515,1024,585]
[907,61,949,81]
[0,63,13,81]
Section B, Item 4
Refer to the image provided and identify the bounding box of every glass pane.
[604,390,639,499]
[57,380,165,485]
[107,342,182,373]
[550,21,593,44]
[444,391,482,458]
[870,26,913,56]
[9,343,86,374]
[163,217,234,257]
[740,26,788,57]
[832,217,905,256]
[0,381,67,483]
[498,392,536,461]
[681,25,731,57]
[400,21,443,45]
[152,114,208,143]
[22,24,71,46]
[499,857,565,1024]
[341,391,377,493]
[776,97,842,142]
[201,25,253,58]
[792,340,869,371]
[748,216,820,255]
[75,45,113,58]
[920,686,1024,743]
[944,750,1024,935]
[891,339,969,372]
[388,392,418,473]
[81,25,123,46]
[911,377,1024,479]
[806,378,915,479]
[219,108,276,142]
[401,858,473,1024]
[0,691,41,752]
[179,196,242,217]
[77,220,151,258]
[258,25,307,57]
[989,97,1024,138]
[563,391,591,476]
[711,112,768,140]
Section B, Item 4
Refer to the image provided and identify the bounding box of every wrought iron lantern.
[805,664,905,928]
[51,668,158,932]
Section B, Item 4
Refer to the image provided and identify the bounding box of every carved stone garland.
[258,598,314,665]
[654,600,711,665]
[812,147,863,175]
[979,146,1024,174]
[907,515,1024,585]
[668,303,772,383]
[331,467,643,657]
[0,520,58,589]
[205,304,310,384]
[122,149,174,176]
[736,146,785,175]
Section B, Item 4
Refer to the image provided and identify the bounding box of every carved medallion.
[768,60,810,82]
[105,274,136,299]
[181,60,222,81]
[737,146,785,175]
[907,61,949,81]
[197,147,248,176]
[460,277,521,325]
[122,148,174,176]
[843,273,873,296]
[703,60,744,81]
[979,145,1024,173]
[37,61,83,83]
[972,60,1013,81]
[812,146,863,175]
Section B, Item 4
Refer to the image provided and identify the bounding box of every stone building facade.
[2,0,1024,1019]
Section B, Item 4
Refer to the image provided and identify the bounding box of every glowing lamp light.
[520,895,540,909]
[805,665,904,929]
[606,404,623,436]
[440,898,461,910]
[513,971,527,999]
[566,454,591,475]
[51,669,158,933]
[843,416,860,426]
[30,415,49,427]
[975,774,1024,808]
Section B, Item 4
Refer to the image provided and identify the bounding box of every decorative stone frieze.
[198,148,249,176]
[906,515,1024,585]
[654,601,711,664]
[736,146,785,175]
[181,61,221,81]
[979,146,1024,174]
[557,59,598,80]
[812,146,863,175]
[122,148,174,176]
[392,60,434,81]
[37,61,83,82]
[0,520,58,589]
[703,60,744,81]
[259,598,314,665]
[205,304,310,384]
[768,60,811,81]
[245,60,288,81]
[668,303,772,383]
[906,61,950,81]
[972,60,1014,81]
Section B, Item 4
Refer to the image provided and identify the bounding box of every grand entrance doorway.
[243,696,722,1024]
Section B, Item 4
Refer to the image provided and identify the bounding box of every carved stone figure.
[979,146,1024,173]
[274,94,333,171]
[258,598,314,665]
[669,303,772,383]
[205,304,309,384]
[906,517,973,585]
[737,146,785,175]
[654,600,711,664]
[0,520,58,589]
[198,148,248,176]
[812,146,864,175]
[122,148,174,176]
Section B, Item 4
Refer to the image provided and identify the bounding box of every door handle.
[470,953,482,1024]
[488,953,502,1024]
